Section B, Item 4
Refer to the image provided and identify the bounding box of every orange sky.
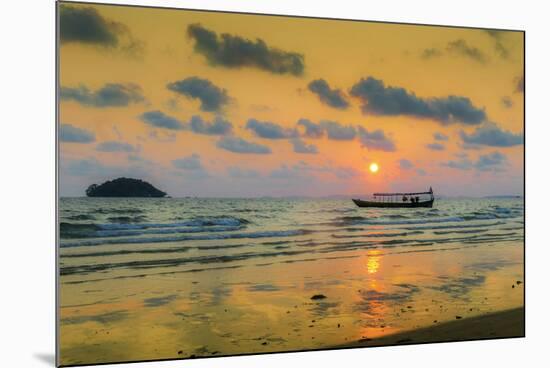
[58,1,524,197]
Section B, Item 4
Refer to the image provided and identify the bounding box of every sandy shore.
[340,307,524,348]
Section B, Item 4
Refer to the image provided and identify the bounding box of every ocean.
[58,197,524,365]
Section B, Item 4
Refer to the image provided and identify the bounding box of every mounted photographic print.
[57,1,525,366]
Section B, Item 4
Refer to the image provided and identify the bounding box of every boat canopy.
[373,191,431,196]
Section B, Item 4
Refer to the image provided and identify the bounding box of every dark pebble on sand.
[433,320,438,323]
[456,316,462,319]
[512,285,515,288]
[407,306,412,309]
[517,281,522,285]
[177,351,183,355]
[311,294,327,300]
[261,342,268,345]
[338,323,341,328]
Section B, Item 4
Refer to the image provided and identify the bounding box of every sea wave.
[58,198,524,278]
[60,229,313,248]
[332,215,466,226]
[60,216,250,238]
[60,231,522,276]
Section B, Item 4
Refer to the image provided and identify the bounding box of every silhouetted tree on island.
[85,178,167,197]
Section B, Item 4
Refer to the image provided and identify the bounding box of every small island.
[85,177,167,198]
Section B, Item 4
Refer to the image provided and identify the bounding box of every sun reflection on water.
[367,250,382,274]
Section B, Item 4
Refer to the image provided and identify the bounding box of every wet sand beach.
[59,197,524,366]
[341,307,524,348]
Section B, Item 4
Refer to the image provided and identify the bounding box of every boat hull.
[352,198,434,208]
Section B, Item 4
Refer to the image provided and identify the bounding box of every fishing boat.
[352,187,434,208]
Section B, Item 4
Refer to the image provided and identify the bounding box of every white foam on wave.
[96,217,247,231]
[60,229,310,248]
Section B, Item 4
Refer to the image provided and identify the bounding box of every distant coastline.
[60,194,524,200]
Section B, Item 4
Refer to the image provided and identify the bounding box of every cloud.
[60,123,95,143]
[297,118,324,138]
[421,39,489,64]
[291,138,318,154]
[350,76,487,125]
[147,130,177,142]
[250,104,275,113]
[484,30,509,59]
[399,159,414,170]
[216,136,271,154]
[62,158,152,187]
[270,164,308,180]
[320,121,356,140]
[59,5,118,46]
[501,96,513,108]
[268,162,357,181]
[296,118,394,151]
[475,152,507,171]
[140,111,232,136]
[460,122,523,147]
[186,24,305,76]
[292,161,359,180]
[515,75,524,93]
[227,166,260,178]
[442,151,507,172]
[442,157,474,170]
[421,48,443,59]
[331,167,359,179]
[433,132,449,141]
[167,77,229,112]
[127,154,154,166]
[357,126,396,151]
[246,118,297,139]
[446,39,487,64]
[96,141,137,152]
[60,83,145,107]
[308,79,350,109]
[139,110,185,130]
[189,115,232,135]
[64,158,114,176]
[172,154,203,170]
[426,142,445,151]
[59,5,144,56]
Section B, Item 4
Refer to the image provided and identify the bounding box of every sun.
[369,162,379,173]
